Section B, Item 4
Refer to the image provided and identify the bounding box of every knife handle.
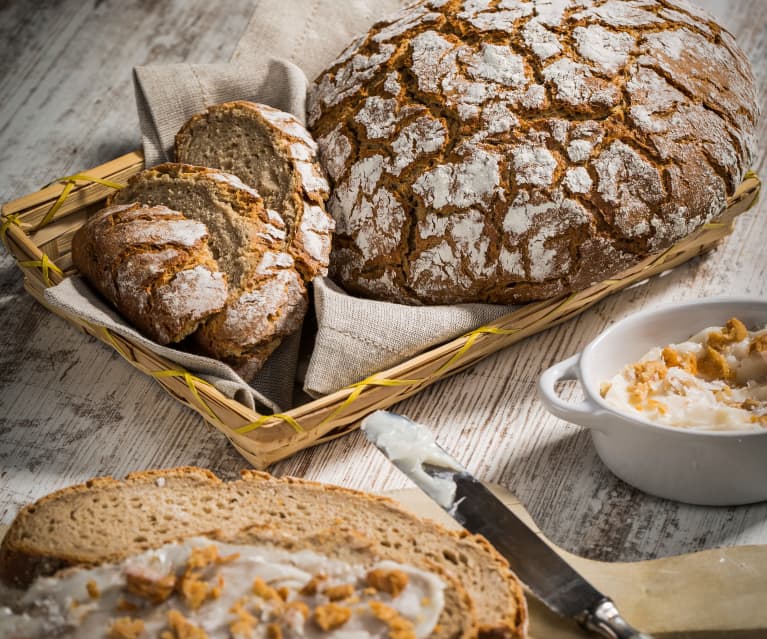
[578,599,655,639]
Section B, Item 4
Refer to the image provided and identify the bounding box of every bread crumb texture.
[175,101,334,281]
[309,0,758,304]
[107,164,309,380]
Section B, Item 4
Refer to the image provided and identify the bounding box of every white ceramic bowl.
[538,297,767,506]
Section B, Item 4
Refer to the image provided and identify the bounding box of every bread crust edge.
[0,467,527,638]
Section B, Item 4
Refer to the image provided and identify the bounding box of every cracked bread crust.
[72,203,229,345]
[109,164,308,379]
[175,101,335,281]
[309,0,758,305]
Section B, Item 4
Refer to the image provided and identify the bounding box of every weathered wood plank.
[0,0,259,523]
[1,0,766,564]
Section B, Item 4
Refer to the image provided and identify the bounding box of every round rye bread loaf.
[309,0,758,305]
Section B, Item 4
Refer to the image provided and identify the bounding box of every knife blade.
[362,410,654,639]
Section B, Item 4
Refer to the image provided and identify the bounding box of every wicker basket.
[1,150,760,468]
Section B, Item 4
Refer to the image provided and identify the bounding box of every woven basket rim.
[2,152,761,467]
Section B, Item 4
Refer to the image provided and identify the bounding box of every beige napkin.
[44,277,291,412]
[135,59,308,165]
[307,279,514,396]
[53,0,519,410]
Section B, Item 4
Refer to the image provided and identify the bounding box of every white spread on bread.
[0,538,446,639]
[362,411,463,508]
[602,318,767,430]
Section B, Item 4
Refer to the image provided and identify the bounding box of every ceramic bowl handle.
[538,353,608,429]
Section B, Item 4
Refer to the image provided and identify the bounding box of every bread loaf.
[0,468,528,639]
[175,101,334,281]
[0,527,476,639]
[109,164,307,379]
[72,203,228,345]
[309,0,758,305]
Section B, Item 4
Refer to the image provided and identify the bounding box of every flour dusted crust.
[72,203,229,345]
[176,101,334,280]
[109,164,308,379]
[309,0,758,304]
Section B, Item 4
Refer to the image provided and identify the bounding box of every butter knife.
[361,410,654,639]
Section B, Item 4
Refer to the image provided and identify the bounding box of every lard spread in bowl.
[601,318,767,431]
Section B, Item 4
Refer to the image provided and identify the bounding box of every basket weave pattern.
[1,150,760,468]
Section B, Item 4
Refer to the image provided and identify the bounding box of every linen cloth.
[48,0,518,409]
[44,277,294,412]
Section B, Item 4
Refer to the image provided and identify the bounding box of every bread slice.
[109,163,308,379]
[72,202,229,345]
[0,468,527,639]
[175,101,334,281]
[1,526,476,639]
[227,527,477,639]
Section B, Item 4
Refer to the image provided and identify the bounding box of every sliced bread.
[1,527,476,639]
[109,163,308,379]
[175,101,334,280]
[71,202,228,345]
[0,468,527,639]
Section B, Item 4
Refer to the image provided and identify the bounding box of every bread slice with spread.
[0,468,528,639]
[0,527,476,639]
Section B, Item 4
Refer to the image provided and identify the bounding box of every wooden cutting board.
[387,485,767,639]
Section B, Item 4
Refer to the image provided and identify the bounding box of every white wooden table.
[1,0,765,563]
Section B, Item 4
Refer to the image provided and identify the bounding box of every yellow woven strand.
[235,412,304,435]
[314,375,425,428]
[18,254,63,286]
[435,332,482,377]
[326,376,421,423]
[37,180,76,230]
[539,292,579,321]
[36,173,124,231]
[150,369,218,420]
[0,214,24,248]
[703,222,727,229]
[316,326,527,430]
[433,325,522,376]
[145,368,305,435]
[60,173,124,190]
[314,325,525,429]
[424,239,702,381]
[100,326,130,361]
